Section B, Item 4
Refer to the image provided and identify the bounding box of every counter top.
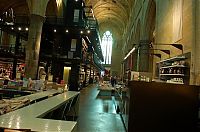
[15,89,59,102]
[0,91,79,132]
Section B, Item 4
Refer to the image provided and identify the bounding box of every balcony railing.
[0,45,25,56]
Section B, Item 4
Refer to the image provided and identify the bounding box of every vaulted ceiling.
[0,0,133,41]
[85,0,133,40]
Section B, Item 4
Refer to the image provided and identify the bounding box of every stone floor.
[77,84,126,132]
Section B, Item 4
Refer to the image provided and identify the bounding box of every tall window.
[101,31,113,64]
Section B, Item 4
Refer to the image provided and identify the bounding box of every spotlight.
[87,30,90,33]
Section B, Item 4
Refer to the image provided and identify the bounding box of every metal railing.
[0,45,25,55]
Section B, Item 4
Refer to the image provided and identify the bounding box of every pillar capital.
[26,0,50,17]
[25,13,45,79]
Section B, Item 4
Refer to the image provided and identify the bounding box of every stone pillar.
[111,40,123,76]
[190,0,200,85]
[132,50,138,71]
[138,40,150,72]
[25,0,49,79]
[25,14,44,79]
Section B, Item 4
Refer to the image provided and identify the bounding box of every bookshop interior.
[0,0,200,132]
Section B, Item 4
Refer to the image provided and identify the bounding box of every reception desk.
[0,91,79,132]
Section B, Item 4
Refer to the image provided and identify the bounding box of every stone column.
[25,14,44,79]
[138,40,150,72]
[25,0,49,79]
[111,39,123,76]
[190,0,200,85]
[132,50,138,71]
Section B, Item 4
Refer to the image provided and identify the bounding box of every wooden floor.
[77,84,126,132]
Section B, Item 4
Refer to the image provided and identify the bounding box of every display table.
[0,88,32,99]
[0,89,60,115]
[98,86,115,96]
[15,89,59,103]
[0,91,79,132]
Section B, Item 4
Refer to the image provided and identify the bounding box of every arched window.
[101,31,113,64]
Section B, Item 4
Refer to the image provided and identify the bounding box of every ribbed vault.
[0,0,59,17]
[0,0,134,46]
[85,0,132,42]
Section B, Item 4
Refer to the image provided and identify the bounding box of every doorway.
[63,67,71,84]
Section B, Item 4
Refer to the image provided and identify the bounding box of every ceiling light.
[54,29,56,32]
[25,28,28,31]
[87,30,90,33]
[66,29,69,33]
[18,27,22,31]
[11,27,14,30]
[75,0,78,1]
[80,31,83,34]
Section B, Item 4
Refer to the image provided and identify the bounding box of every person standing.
[110,76,115,87]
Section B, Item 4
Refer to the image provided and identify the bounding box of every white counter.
[16,89,59,102]
[0,91,79,132]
